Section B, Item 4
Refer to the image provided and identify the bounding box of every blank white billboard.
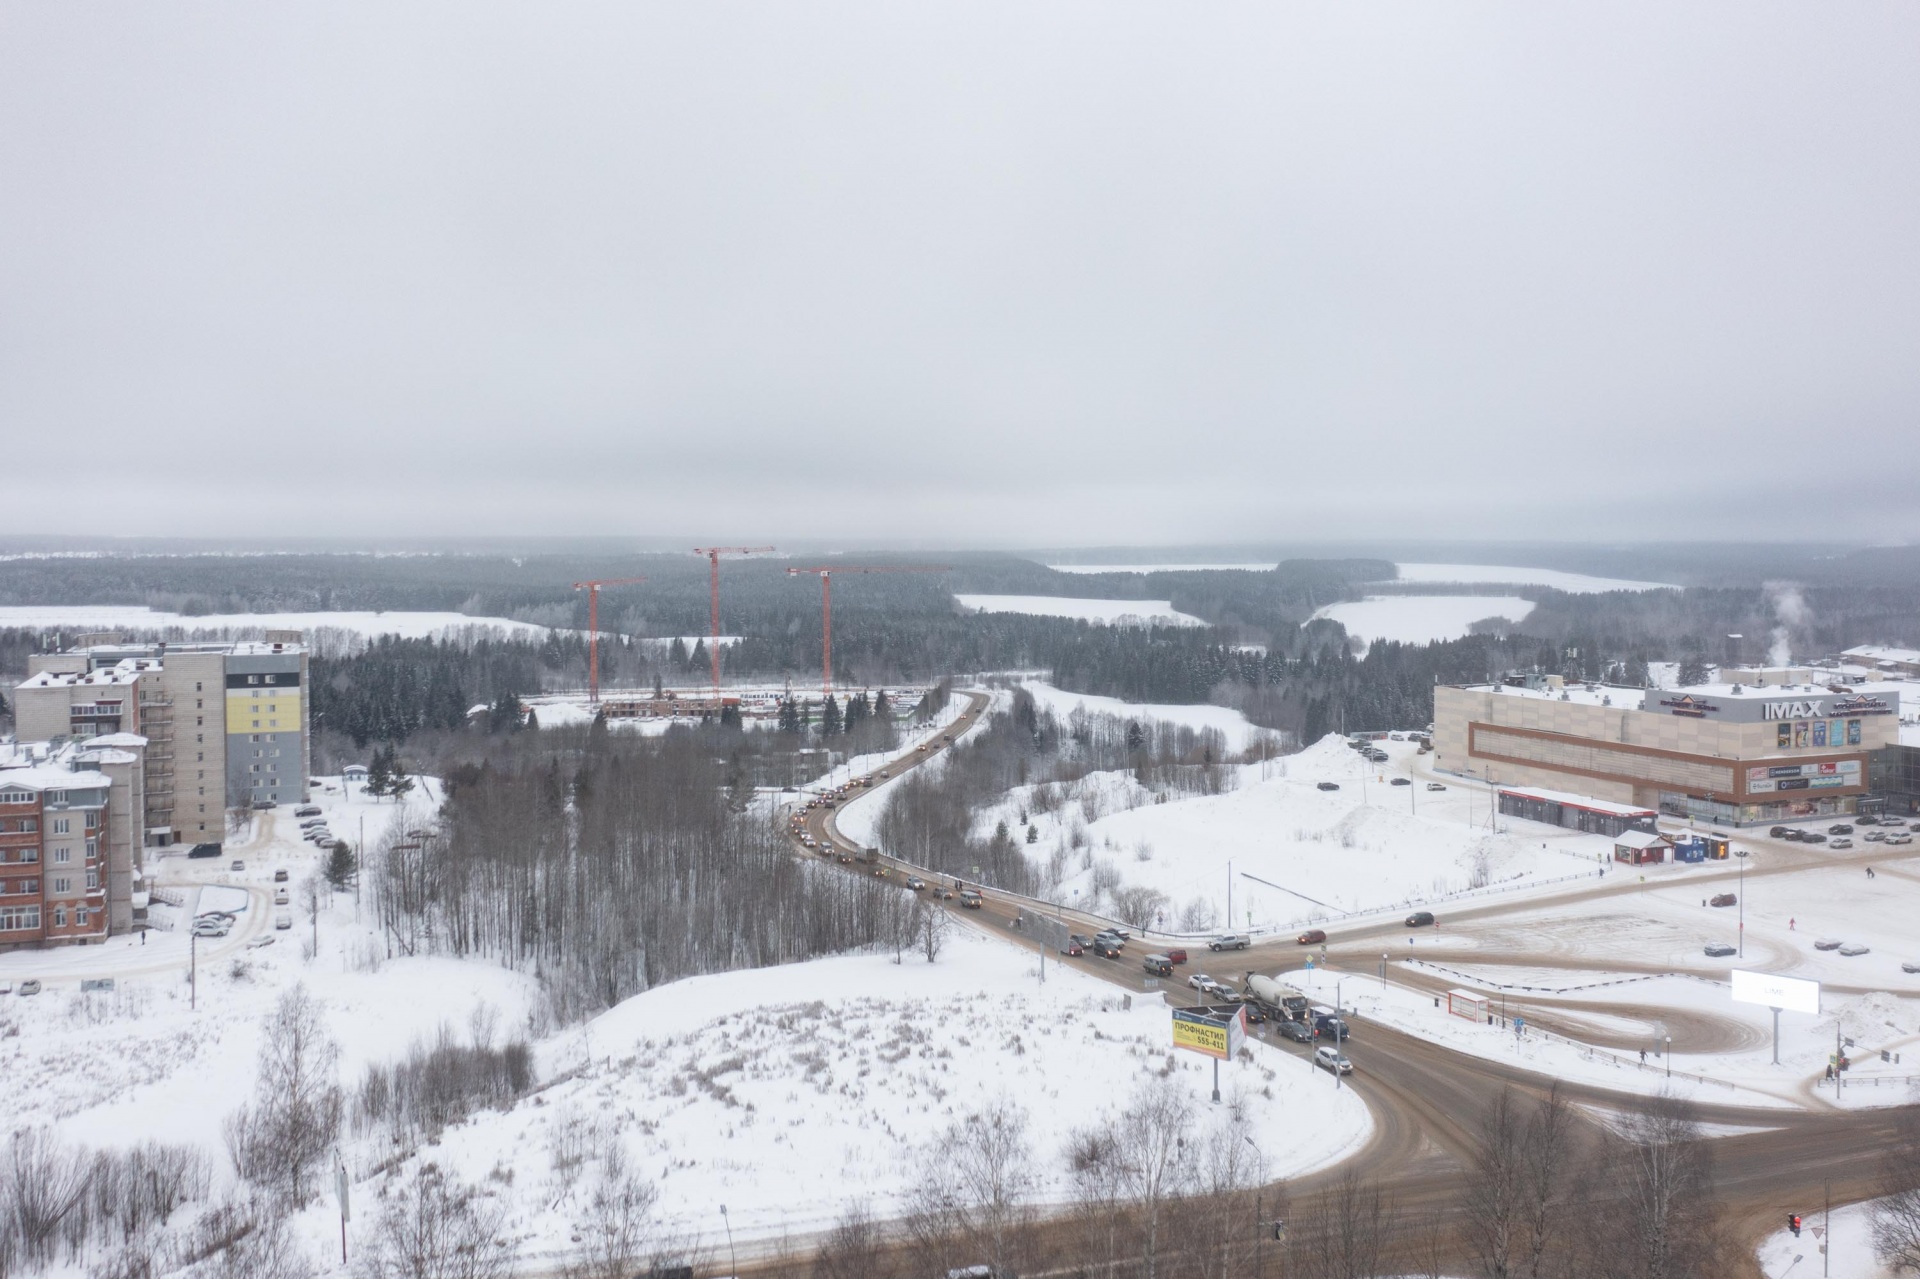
[1731,969,1820,1015]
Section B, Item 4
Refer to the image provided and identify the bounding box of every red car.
[1164,949,1188,965]
[1297,929,1327,945]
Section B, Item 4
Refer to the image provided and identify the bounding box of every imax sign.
[1761,700,1823,721]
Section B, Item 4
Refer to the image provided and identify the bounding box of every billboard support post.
[1212,1058,1221,1105]
[1773,1006,1781,1066]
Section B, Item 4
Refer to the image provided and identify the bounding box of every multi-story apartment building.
[0,755,117,948]
[17,634,310,846]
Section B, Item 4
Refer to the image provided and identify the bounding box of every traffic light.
[1789,1214,1802,1237]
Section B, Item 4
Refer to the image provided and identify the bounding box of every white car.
[274,912,293,930]
[1830,838,1854,850]
[1187,972,1217,992]
[191,918,230,939]
[1839,944,1871,957]
[1887,835,1913,846]
[1314,1045,1353,1075]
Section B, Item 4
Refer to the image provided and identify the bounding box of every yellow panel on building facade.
[225,691,303,734]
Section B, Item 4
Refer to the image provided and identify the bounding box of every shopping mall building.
[1432,673,1903,826]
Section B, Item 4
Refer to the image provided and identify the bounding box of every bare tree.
[1112,884,1170,933]
[566,1140,658,1279]
[4,1129,93,1268]
[1519,1083,1576,1279]
[1462,1085,1526,1279]
[1295,1167,1386,1279]
[920,900,947,963]
[1115,1076,1195,1279]
[912,1100,1036,1277]
[1876,1109,1920,1273]
[236,986,343,1206]
[812,1200,897,1279]
[1615,1093,1720,1279]
[361,1163,513,1279]
[1067,1120,1129,1277]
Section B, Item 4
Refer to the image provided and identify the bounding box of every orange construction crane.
[785,565,949,699]
[570,576,646,704]
[692,546,775,695]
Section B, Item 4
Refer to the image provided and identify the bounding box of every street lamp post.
[1244,1134,1265,1279]
[720,1204,737,1278]
[1736,849,1749,958]
[1666,1035,1673,1079]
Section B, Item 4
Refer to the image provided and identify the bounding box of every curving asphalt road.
[784,689,1912,1276]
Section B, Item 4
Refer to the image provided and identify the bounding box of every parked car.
[275,912,292,930]
[1887,834,1913,846]
[1768,826,1791,838]
[1865,831,1888,843]
[1803,832,1828,844]
[295,805,321,818]
[16,979,42,997]
[1856,815,1882,826]
[191,918,230,939]
[1317,782,1341,792]
[1209,934,1251,951]
[1390,777,1411,787]
[1829,824,1854,835]
[1902,961,1920,975]
[1426,782,1448,792]
[1709,893,1737,908]
[1830,838,1854,850]
[1813,938,1843,951]
[1703,943,1737,957]
[187,843,221,859]
[1142,954,1175,977]
[229,860,245,872]
[274,868,290,883]
[1885,816,1910,827]
[958,890,983,910]
[273,889,290,906]
[1839,944,1871,957]
[1405,911,1436,928]
[1164,949,1188,965]
[1313,1045,1353,1075]
[1297,929,1327,945]
[1275,1018,1314,1043]
[1063,935,1089,956]
[246,936,276,950]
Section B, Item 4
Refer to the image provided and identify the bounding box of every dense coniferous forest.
[5,544,1919,751]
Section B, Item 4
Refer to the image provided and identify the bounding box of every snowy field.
[0,604,552,642]
[1046,562,1278,574]
[1311,595,1536,647]
[454,927,1371,1263]
[1016,680,1272,754]
[954,594,1208,626]
[997,735,1596,932]
[1389,563,1676,593]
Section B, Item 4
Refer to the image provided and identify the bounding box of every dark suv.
[1405,911,1436,927]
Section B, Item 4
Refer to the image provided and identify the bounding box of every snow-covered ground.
[972,732,1598,933]
[1016,680,1272,754]
[1389,563,1676,593]
[0,604,552,642]
[954,594,1208,626]
[1311,595,1536,647]
[451,927,1371,1263]
[1757,1200,1895,1278]
[1046,562,1278,574]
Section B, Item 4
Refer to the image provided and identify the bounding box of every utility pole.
[1737,848,1748,958]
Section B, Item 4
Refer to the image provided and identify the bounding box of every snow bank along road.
[789,697,1908,1276]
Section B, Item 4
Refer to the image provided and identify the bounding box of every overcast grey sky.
[3,4,1917,546]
